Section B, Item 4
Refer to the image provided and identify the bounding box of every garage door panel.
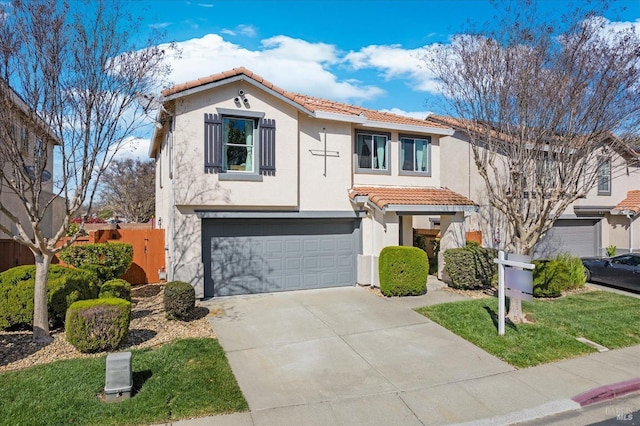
[204,219,359,297]
[303,239,319,253]
[535,219,600,258]
[267,240,284,253]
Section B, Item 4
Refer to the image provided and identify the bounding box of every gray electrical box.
[104,352,132,402]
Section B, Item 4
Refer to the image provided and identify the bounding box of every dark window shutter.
[204,113,223,173]
[259,118,276,176]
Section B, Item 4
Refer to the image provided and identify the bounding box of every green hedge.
[533,253,586,298]
[443,244,497,289]
[65,298,131,353]
[58,242,133,283]
[163,281,195,320]
[0,265,99,330]
[99,279,131,302]
[379,246,428,296]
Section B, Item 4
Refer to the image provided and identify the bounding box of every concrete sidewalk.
[170,280,640,425]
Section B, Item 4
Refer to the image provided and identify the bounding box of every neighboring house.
[431,115,640,258]
[0,82,65,271]
[149,67,477,298]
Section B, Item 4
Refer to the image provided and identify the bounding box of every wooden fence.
[1,225,165,285]
[0,240,34,271]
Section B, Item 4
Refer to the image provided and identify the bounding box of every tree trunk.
[506,242,530,324]
[32,252,53,343]
[506,297,527,324]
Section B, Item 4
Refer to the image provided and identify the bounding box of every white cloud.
[344,44,441,94]
[197,3,214,8]
[112,136,151,161]
[380,108,431,120]
[261,36,339,64]
[221,24,257,38]
[149,22,171,29]
[160,34,384,103]
[237,24,257,37]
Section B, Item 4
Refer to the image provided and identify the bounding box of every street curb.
[451,399,581,426]
[572,377,640,406]
[452,379,640,426]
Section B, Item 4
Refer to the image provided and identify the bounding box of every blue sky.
[116,0,640,158]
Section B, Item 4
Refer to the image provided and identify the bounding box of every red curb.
[572,378,640,406]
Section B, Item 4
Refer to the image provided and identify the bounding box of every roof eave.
[148,109,166,158]
[361,121,454,136]
[314,110,367,124]
[384,204,479,214]
[610,208,639,217]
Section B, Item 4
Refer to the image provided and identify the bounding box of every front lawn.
[0,338,248,426]
[416,291,640,368]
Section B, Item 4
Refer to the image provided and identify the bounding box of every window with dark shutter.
[204,113,276,176]
[204,113,223,173]
[259,118,276,176]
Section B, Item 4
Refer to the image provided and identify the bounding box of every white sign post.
[494,250,535,336]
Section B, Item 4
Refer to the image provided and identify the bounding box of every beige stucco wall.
[352,134,442,188]
[298,116,354,211]
[440,130,640,254]
[170,81,299,209]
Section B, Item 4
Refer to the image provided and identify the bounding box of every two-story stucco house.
[149,67,477,298]
[431,115,640,258]
[0,82,64,270]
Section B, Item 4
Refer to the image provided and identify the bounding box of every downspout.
[169,118,176,281]
[627,212,634,253]
[361,202,376,286]
[371,206,375,287]
[323,127,327,177]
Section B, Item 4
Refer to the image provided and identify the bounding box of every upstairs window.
[400,135,430,174]
[204,113,275,177]
[597,157,611,195]
[356,131,389,173]
[223,117,254,172]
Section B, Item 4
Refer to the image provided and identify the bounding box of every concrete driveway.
[202,286,516,424]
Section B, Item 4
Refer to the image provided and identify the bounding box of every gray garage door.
[202,218,361,297]
[535,219,601,258]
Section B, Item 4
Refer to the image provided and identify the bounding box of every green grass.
[0,338,248,426]
[416,291,640,368]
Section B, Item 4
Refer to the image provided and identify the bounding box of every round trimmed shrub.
[65,298,131,353]
[163,281,195,320]
[379,246,428,297]
[0,265,99,330]
[443,244,497,289]
[99,279,131,302]
[58,242,133,284]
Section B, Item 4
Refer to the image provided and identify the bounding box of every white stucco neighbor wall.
[438,213,466,281]
[356,208,402,287]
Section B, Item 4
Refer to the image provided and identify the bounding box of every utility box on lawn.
[104,352,132,402]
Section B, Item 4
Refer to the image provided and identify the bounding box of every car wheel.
[584,267,591,282]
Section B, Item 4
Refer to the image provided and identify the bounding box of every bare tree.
[99,157,155,223]
[0,0,170,341]
[425,1,640,322]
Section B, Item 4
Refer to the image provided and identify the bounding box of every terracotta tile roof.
[349,185,476,209]
[613,190,640,214]
[162,67,450,130]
